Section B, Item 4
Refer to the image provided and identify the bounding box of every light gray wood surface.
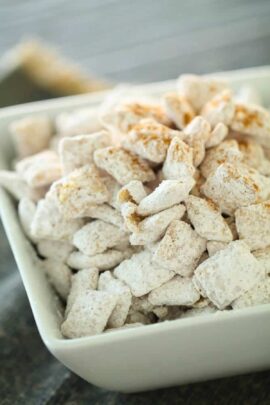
[1,1,270,403]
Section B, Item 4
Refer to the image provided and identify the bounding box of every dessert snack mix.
[1,74,270,339]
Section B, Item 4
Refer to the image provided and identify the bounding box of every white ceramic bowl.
[1,67,270,393]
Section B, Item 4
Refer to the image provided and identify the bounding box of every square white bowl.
[1,66,270,393]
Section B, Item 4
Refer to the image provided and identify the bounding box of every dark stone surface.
[1,0,270,403]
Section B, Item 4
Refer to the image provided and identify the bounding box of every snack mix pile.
[1,74,270,339]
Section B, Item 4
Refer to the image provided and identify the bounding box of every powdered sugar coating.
[162,137,195,180]
[61,290,117,338]
[67,249,133,271]
[80,204,123,227]
[200,139,242,179]
[231,102,270,147]
[10,114,52,158]
[94,146,155,185]
[193,241,263,309]
[37,239,74,262]
[153,220,206,276]
[205,123,228,148]
[98,271,132,328]
[66,268,99,314]
[235,201,270,250]
[201,162,267,215]
[207,241,228,257]
[114,250,174,297]
[202,90,235,127]
[15,150,62,187]
[232,278,270,309]
[73,220,128,256]
[117,180,148,205]
[122,118,183,163]
[177,74,228,112]
[148,276,200,306]
[59,131,111,174]
[51,165,109,219]
[31,196,83,241]
[186,195,233,242]
[18,197,37,242]
[43,259,72,300]
[130,204,186,245]
[163,92,195,129]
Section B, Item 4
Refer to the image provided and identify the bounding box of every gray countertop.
[1,1,270,403]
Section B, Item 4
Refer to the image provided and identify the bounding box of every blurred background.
[1,1,270,404]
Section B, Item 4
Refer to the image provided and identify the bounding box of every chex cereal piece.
[201,90,235,127]
[114,250,174,297]
[121,202,141,233]
[153,220,206,276]
[67,249,132,271]
[200,139,242,178]
[66,268,99,314]
[0,170,29,200]
[184,116,211,142]
[101,101,172,133]
[15,150,62,187]
[130,204,186,245]
[81,204,123,227]
[18,197,37,242]
[162,137,195,180]
[182,117,211,167]
[117,180,148,205]
[205,123,228,148]
[98,271,132,328]
[237,139,270,175]
[137,179,193,216]
[163,92,195,129]
[59,131,111,174]
[55,107,102,136]
[94,146,155,185]
[201,162,267,215]
[37,240,74,262]
[207,241,228,257]
[177,74,228,112]
[61,290,117,338]
[51,164,109,219]
[31,196,83,241]
[231,103,270,147]
[148,276,200,306]
[10,114,52,158]
[232,278,270,310]
[186,195,233,242]
[73,220,128,256]
[253,246,270,274]
[122,118,183,163]
[43,259,72,300]
[193,240,263,309]
[235,201,270,250]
